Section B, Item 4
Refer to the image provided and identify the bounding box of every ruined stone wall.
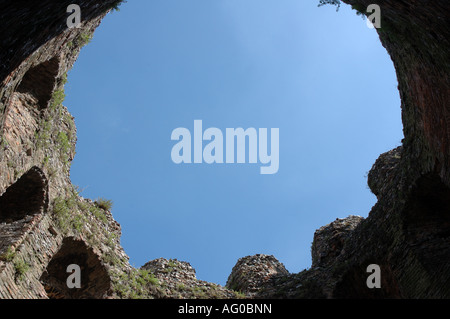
[0,1,130,299]
[0,2,242,299]
[1,0,449,299]
[344,0,450,186]
[227,1,450,298]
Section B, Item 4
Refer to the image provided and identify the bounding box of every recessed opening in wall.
[67,1,403,284]
[40,237,111,299]
[334,174,450,299]
[0,166,48,223]
[334,262,402,298]
[402,173,450,291]
[16,57,60,110]
[3,57,60,153]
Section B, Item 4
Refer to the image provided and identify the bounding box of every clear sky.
[65,0,403,286]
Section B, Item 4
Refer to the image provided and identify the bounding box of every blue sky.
[65,0,403,286]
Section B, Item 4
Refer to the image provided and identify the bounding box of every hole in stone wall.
[403,174,450,234]
[0,166,48,223]
[16,57,60,110]
[334,262,401,299]
[40,237,111,299]
[402,173,450,295]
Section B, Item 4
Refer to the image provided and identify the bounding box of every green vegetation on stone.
[95,198,114,211]
[113,269,161,299]
[78,32,93,47]
[0,247,16,262]
[56,132,71,163]
[14,259,30,281]
[50,89,65,110]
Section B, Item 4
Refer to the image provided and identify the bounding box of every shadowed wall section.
[40,237,111,299]
[0,167,48,258]
[16,57,60,110]
[0,166,48,223]
[400,174,450,298]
